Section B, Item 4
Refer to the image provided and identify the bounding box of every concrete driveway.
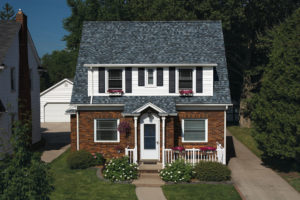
[41,123,70,163]
[227,130,300,200]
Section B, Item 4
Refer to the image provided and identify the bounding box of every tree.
[40,50,77,91]
[0,3,15,20]
[249,8,300,168]
[0,121,54,199]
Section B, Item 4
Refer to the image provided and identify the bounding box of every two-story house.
[0,10,41,154]
[69,21,231,166]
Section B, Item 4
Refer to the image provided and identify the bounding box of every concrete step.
[138,163,162,173]
[133,173,165,187]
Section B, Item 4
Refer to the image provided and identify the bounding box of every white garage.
[40,79,73,122]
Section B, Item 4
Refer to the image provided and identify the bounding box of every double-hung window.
[179,69,193,90]
[182,119,207,142]
[146,68,156,87]
[108,69,122,89]
[94,119,119,142]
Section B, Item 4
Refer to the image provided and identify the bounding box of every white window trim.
[106,68,124,92]
[94,119,120,143]
[145,67,157,87]
[182,119,208,143]
[177,67,195,92]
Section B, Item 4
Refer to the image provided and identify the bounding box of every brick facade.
[70,110,225,161]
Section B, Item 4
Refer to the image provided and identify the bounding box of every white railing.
[125,147,137,164]
[163,143,225,167]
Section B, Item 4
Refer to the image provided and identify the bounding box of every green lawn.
[228,126,300,192]
[227,126,262,158]
[162,184,241,200]
[50,149,137,200]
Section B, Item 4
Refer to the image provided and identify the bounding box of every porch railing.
[163,142,225,167]
[125,147,137,164]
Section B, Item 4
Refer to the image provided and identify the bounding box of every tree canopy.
[0,3,15,20]
[249,8,300,167]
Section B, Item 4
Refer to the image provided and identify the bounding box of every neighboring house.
[0,9,41,153]
[40,78,73,122]
[69,21,231,166]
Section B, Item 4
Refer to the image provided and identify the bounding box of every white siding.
[28,41,41,144]
[40,80,73,122]
[0,33,19,154]
[87,67,213,96]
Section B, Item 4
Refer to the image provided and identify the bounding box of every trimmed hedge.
[194,161,231,181]
[67,150,95,169]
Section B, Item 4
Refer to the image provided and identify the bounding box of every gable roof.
[40,78,73,97]
[71,21,231,111]
[0,21,21,64]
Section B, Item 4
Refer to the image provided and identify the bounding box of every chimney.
[16,9,32,136]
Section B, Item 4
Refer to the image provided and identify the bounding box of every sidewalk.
[227,130,300,200]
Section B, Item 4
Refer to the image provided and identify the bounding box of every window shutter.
[138,68,145,86]
[196,67,203,93]
[125,67,132,93]
[98,67,105,93]
[169,67,175,93]
[157,68,163,86]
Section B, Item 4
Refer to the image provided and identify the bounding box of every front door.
[140,114,160,160]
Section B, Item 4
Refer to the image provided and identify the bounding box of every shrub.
[92,152,106,166]
[67,150,95,169]
[103,157,138,182]
[160,159,194,183]
[194,161,231,181]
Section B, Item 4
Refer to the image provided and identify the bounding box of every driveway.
[227,130,300,200]
[41,123,70,163]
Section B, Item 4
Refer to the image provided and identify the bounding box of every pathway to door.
[227,130,300,200]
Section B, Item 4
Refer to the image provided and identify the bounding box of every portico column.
[134,117,138,164]
[162,116,166,167]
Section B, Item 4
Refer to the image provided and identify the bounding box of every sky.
[1,0,71,57]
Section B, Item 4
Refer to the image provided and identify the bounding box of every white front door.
[140,114,160,160]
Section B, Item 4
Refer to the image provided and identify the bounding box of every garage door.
[45,103,70,122]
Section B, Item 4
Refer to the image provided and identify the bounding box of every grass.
[49,149,137,200]
[227,126,262,158]
[227,126,300,192]
[162,184,241,200]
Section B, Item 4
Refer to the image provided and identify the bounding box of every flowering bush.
[159,159,194,183]
[172,146,185,153]
[103,157,138,182]
[91,152,105,166]
[117,121,131,133]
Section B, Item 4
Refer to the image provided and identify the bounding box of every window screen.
[179,69,193,90]
[184,119,206,141]
[109,69,122,89]
[95,120,118,141]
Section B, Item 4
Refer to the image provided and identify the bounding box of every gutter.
[84,63,218,68]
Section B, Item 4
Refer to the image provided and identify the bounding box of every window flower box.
[107,89,123,96]
[200,146,216,153]
[179,90,193,96]
[172,146,185,153]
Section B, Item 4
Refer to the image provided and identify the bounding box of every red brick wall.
[70,110,225,160]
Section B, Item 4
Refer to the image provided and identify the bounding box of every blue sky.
[1,0,71,57]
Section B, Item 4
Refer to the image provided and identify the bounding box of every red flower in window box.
[172,146,185,153]
[107,89,124,96]
[179,90,193,96]
[200,146,216,152]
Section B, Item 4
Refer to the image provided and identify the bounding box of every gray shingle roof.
[71,21,231,113]
[0,21,20,64]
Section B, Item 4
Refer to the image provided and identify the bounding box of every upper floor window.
[179,69,193,90]
[10,68,15,91]
[108,69,122,89]
[147,68,154,85]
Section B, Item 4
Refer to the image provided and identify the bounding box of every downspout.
[224,110,227,164]
[90,67,94,104]
[134,117,138,163]
[76,111,79,150]
[162,117,166,168]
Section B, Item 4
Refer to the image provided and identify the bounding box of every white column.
[162,116,166,168]
[76,111,79,151]
[134,117,138,164]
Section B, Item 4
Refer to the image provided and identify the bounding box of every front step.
[138,162,162,173]
[133,173,165,187]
